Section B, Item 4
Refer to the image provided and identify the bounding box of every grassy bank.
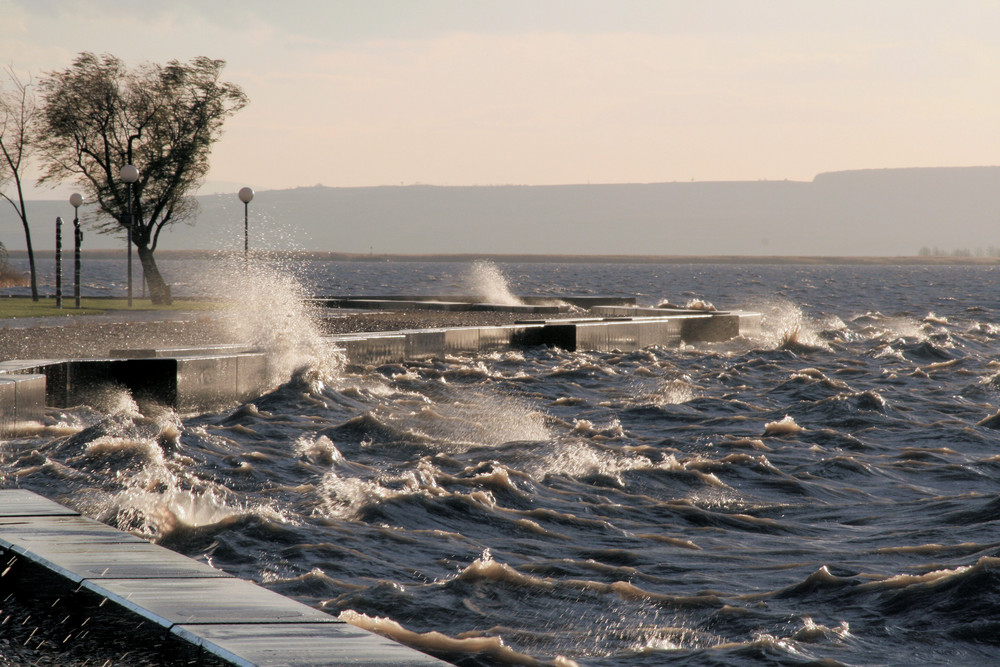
[0,298,222,319]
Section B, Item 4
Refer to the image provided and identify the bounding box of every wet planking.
[0,489,449,666]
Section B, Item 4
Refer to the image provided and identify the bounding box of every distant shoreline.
[8,168,1000,257]
[7,249,1000,266]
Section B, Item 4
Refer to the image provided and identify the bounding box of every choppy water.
[6,258,1000,665]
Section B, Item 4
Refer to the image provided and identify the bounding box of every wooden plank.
[9,540,231,584]
[0,515,144,550]
[81,577,339,628]
[172,623,451,667]
[0,489,79,517]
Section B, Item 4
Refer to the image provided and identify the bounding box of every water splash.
[685,298,717,311]
[194,254,342,382]
[650,378,700,405]
[406,390,552,450]
[749,299,829,351]
[85,385,143,417]
[465,260,522,306]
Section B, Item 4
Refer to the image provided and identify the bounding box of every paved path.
[0,309,227,329]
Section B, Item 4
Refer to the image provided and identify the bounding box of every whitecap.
[763,415,804,436]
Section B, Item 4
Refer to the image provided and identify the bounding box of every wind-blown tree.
[37,53,248,304]
[0,67,40,301]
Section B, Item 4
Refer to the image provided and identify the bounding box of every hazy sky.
[4,0,999,198]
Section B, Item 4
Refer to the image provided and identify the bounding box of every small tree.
[37,53,248,304]
[0,67,40,301]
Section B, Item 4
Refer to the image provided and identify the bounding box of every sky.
[3,0,1000,200]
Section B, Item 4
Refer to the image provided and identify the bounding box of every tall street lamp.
[55,216,63,308]
[70,193,84,309]
[119,164,139,307]
[238,187,254,267]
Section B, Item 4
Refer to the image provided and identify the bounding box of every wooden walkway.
[0,489,448,666]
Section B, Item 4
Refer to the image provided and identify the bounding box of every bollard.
[74,223,83,309]
[55,217,63,309]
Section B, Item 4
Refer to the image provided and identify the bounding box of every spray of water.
[194,254,342,382]
[747,299,829,352]
[404,389,551,450]
[465,260,522,306]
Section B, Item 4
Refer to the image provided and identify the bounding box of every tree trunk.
[19,214,38,301]
[135,245,172,305]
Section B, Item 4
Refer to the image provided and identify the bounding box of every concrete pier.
[0,489,448,666]
[315,294,635,309]
[0,300,760,419]
[325,310,759,362]
[589,305,763,339]
[0,354,270,411]
[0,371,45,432]
[316,297,567,314]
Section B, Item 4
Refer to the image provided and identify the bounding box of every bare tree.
[0,67,39,301]
[37,53,248,304]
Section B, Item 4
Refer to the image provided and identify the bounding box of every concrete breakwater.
[0,298,760,424]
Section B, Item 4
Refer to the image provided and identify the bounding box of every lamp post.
[55,216,63,308]
[119,164,139,307]
[70,193,83,309]
[238,187,254,267]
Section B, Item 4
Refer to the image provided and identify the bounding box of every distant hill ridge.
[7,166,1000,256]
[813,165,1000,182]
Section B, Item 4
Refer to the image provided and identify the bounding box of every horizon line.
[6,249,999,266]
